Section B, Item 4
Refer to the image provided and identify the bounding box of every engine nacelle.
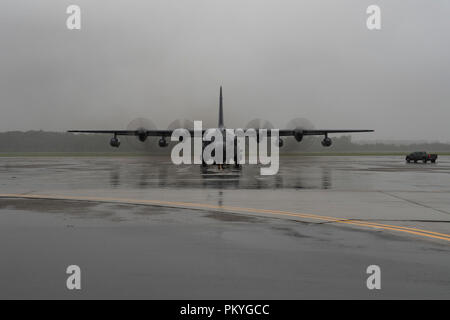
[158,138,169,147]
[321,137,332,147]
[110,137,120,148]
[278,138,284,147]
[294,129,304,142]
[138,130,147,142]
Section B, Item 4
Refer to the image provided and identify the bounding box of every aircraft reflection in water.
[107,157,333,191]
[69,87,373,170]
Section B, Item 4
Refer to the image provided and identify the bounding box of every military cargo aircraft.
[69,87,374,166]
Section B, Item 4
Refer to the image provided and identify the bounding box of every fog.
[0,0,449,141]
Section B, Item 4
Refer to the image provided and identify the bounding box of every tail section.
[218,86,224,128]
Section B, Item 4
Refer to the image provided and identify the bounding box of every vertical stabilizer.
[218,86,224,128]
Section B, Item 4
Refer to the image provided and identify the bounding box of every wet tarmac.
[0,156,449,299]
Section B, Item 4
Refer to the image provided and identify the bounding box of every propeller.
[245,118,274,138]
[245,118,275,131]
[285,118,315,150]
[167,119,195,144]
[244,118,275,145]
[167,119,194,131]
[126,117,157,151]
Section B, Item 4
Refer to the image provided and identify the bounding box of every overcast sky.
[0,0,449,141]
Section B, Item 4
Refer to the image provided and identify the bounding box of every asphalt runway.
[0,155,449,299]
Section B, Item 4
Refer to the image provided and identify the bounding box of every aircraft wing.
[68,130,177,137]
[68,129,374,137]
[278,129,374,136]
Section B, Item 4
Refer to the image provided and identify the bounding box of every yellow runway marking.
[0,193,449,242]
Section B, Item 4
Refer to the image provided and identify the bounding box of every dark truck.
[406,151,438,163]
